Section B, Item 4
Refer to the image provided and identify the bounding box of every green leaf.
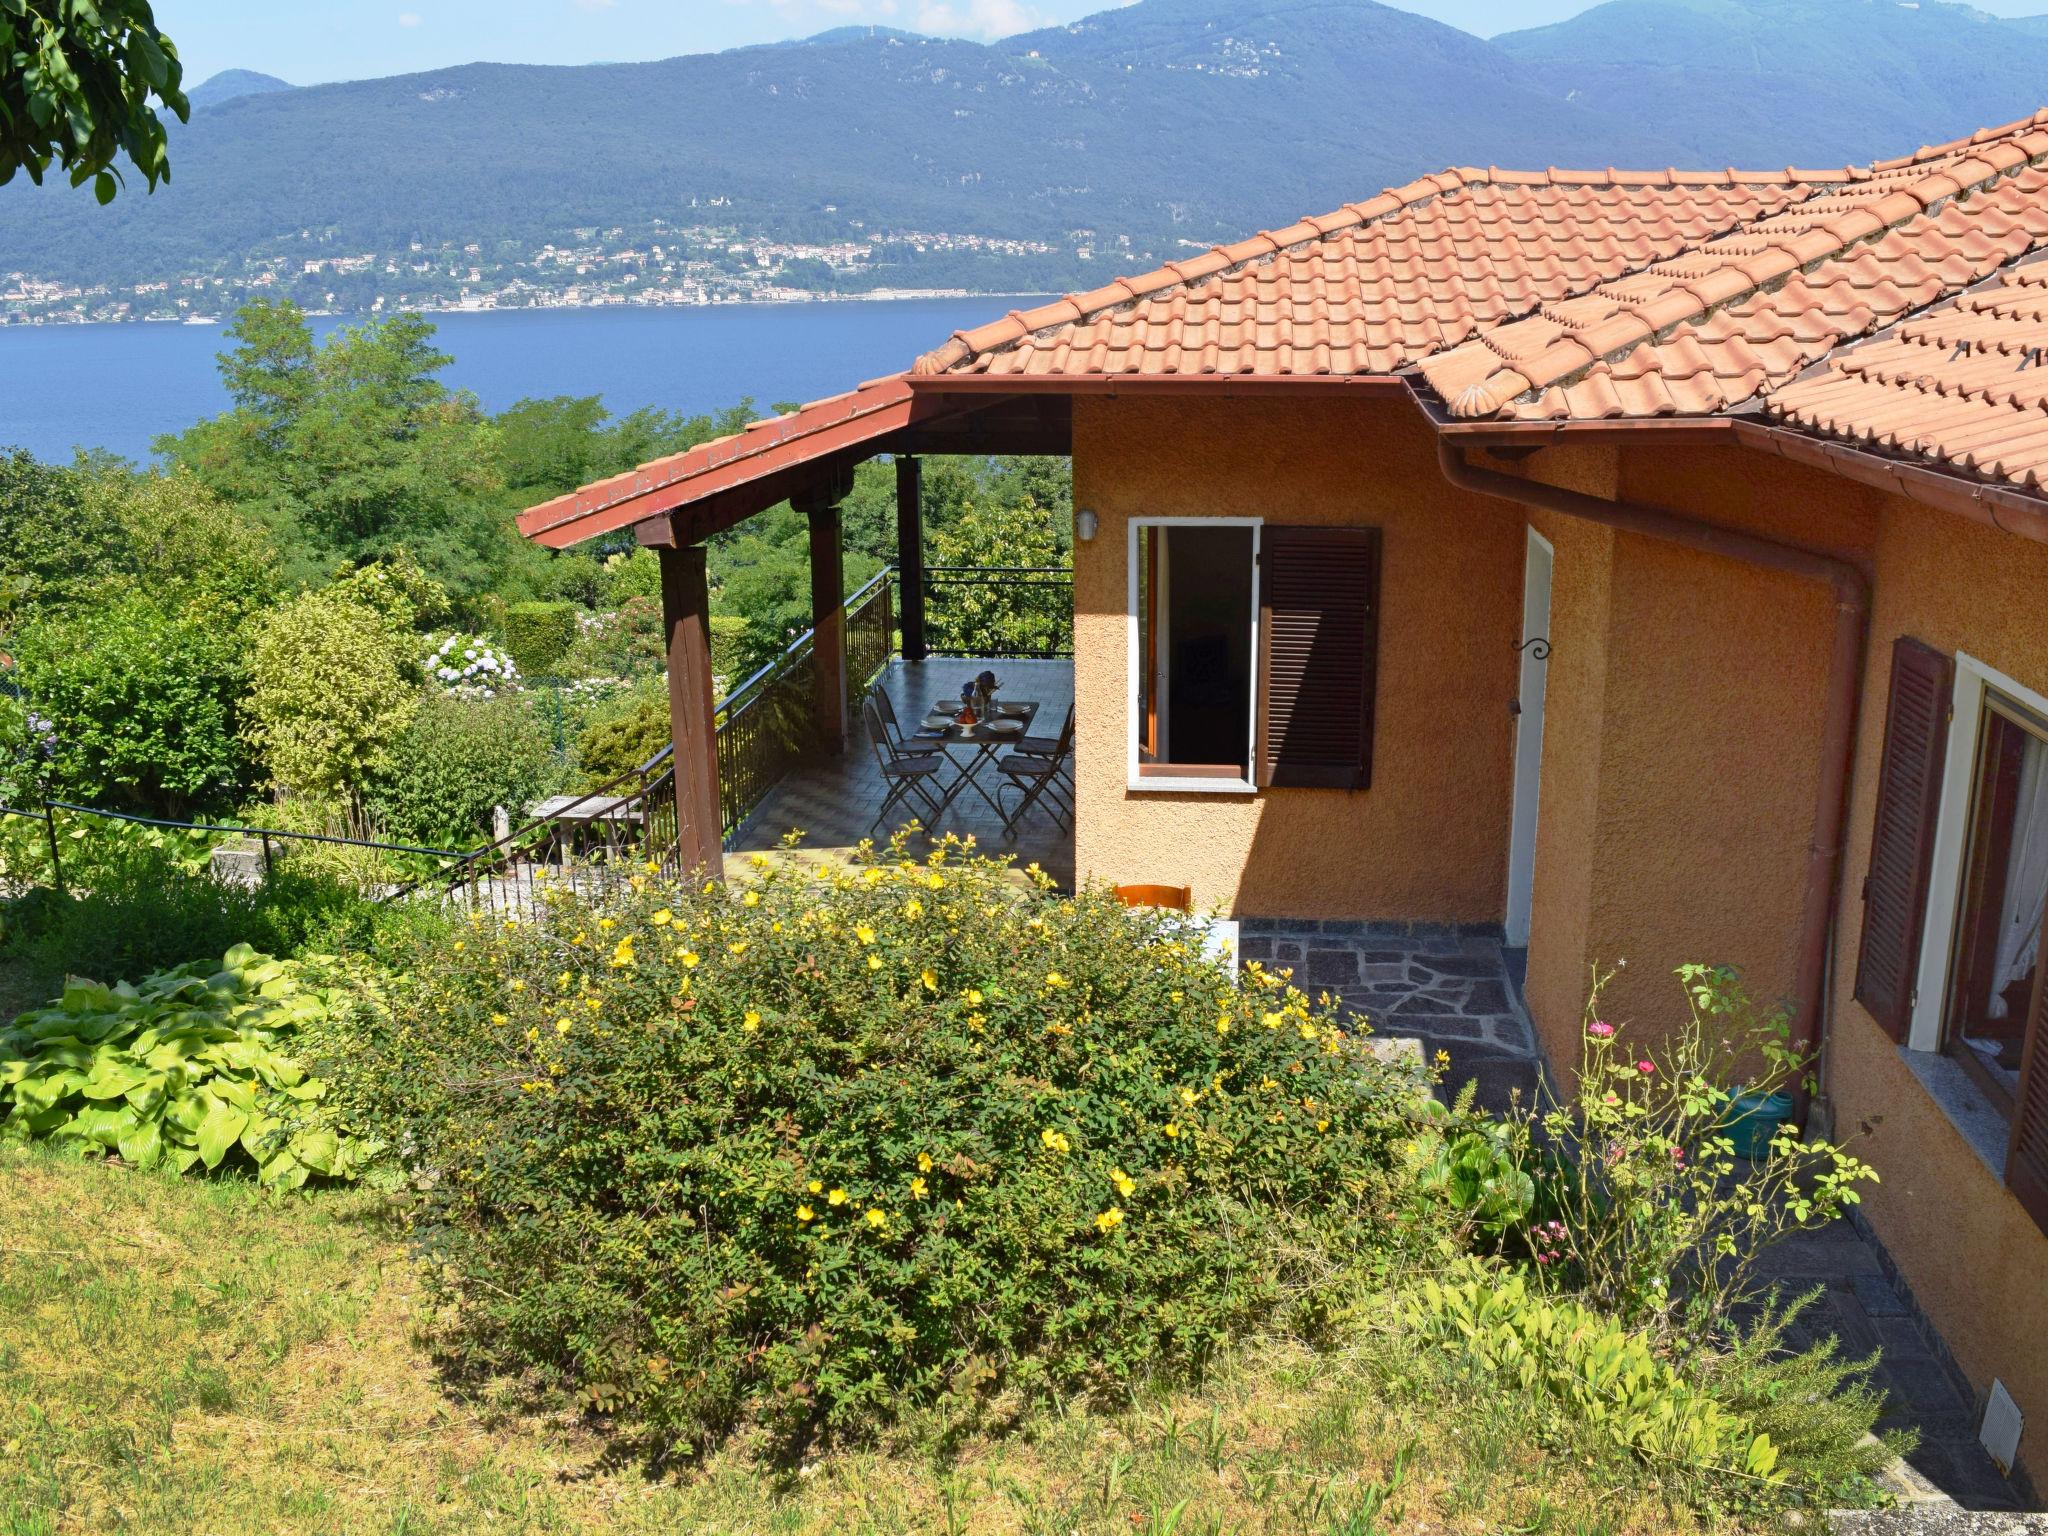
[196,1102,250,1170]
[116,1119,163,1168]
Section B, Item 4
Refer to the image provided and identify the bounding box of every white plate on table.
[986,719,1024,735]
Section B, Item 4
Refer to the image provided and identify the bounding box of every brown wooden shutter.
[2005,903,2048,1236]
[1853,637,1954,1040]
[1257,526,1380,790]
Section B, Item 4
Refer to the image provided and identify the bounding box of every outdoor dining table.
[914,698,1040,821]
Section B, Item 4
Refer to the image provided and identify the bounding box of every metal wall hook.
[1516,636,1552,661]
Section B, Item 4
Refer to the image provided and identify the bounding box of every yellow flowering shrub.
[348,841,1427,1455]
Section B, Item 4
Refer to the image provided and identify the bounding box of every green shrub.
[10,592,252,818]
[244,588,419,806]
[574,680,670,787]
[0,944,377,1187]
[502,600,579,675]
[350,847,1428,1454]
[364,693,560,846]
[1407,963,1878,1345]
[1406,1263,1780,1481]
[709,614,748,687]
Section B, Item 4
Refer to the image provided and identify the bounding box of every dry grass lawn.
[0,1143,1751,1536]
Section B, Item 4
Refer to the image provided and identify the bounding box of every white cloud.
[571,0,618,10]
[915,0,1041,37]
[398,10,422,25]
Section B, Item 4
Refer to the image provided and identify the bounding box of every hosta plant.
[0,944,375,1186]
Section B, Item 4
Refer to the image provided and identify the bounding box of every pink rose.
[1587,1021,1615,1039]
[1636,1060,1655,1075]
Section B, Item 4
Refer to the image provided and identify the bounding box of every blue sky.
[167,0,2048,85]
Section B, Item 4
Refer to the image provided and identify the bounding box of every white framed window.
[1910,651,2048,1101]
[1126,517,1262,794]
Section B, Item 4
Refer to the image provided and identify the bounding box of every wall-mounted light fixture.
[1075,508,1100,542]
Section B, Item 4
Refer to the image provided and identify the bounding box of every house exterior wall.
[1827,490,2048,1493]
[1068,394,1521,918]
[1516,443,1874,1069]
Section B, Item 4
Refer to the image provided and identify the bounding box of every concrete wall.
[1069,394,1522,919]
[1827,490,2048,1493]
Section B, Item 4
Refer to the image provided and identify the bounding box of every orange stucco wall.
[1068,394,1522,918]
[1517,442,1875,1070]
[1827,490,2048,1493]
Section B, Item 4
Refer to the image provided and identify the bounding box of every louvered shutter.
[1853,638,1954,1040]
[1257,526,1381,790]
[2005,904,2048,1235]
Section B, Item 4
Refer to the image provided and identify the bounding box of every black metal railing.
[922,564,1073,658]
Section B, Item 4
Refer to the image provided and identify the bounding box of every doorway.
[1505,527,1553,947]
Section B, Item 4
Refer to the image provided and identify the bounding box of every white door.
[1505,527,1554,947]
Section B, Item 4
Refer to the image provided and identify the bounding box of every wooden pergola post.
[658,542,724,877]
[896,454,928,662]
[798,485,849,756]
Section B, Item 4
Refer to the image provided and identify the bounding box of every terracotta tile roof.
[913,168,1841,380]
[1417,112,2048,422]
[516,377,914,548]
[1765,261,2048,492]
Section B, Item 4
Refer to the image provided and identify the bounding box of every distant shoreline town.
[0,218,1116,326]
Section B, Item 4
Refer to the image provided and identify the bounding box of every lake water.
[0,298,1047,464]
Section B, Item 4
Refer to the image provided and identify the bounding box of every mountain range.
[4,0,2048,317]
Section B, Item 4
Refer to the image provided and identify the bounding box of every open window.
[1944,693,2048,1111]
[1133,520,1260,789]
[1858,638,2048,1233]
[1128,519,1381,795]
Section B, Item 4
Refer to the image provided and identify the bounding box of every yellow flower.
[1044,971,1069,989]
[868,954,883,971]
[1094,1207,1125,1233]
[926,872,944,890]
[965,989,984,1006]
[865,1208,888,1230]
[916,1152,933,1173]
[827,1188,847,1206]
[728,941,749,956]
[743,890,761,907]
[1262,1012,1283,1030]
[597,918,616,932]
[452,940,465,952]
[1299,1023,1318,1041]
[1111,1168,1136,1198]
[743,1011,762,1032]
[797,1204,815,1222]
[1039,1127,1071,1155]
[807,1179,823,1194]
[1163,1122,1180,1140]
[921,968,938,992]
[1215,1019,1231,1035]
[490,1013,508,1026]
[555,1019,571,1035]
[1179,1088,1197,1107]
[509,979,526,992]
[677,950,700,968]
[1317,1118,1331,1133]
[855,924,877,945]
[1434,1048,1451,1067]
[649,909,673,927]
[910,1176,928,1198]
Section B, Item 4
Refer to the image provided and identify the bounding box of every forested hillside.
[7,0,2048,319]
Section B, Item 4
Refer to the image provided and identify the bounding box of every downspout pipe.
[1437,441,1870,1127]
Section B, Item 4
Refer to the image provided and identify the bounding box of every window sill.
[1897,1045,2010,1180]
[1126,775,1259,795]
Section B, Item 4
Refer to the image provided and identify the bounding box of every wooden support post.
[802,492,849,755]
[659,542,725,878]
[896,454,928,662]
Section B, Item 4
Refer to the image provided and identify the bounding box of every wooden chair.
[1115,884,1192,913]
[862,696,948,832]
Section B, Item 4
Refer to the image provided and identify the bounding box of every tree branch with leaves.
[1,0,187,202]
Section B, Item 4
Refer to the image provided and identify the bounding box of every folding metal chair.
[1009,703,1074,794]
[863,695,949,833]
[996,707,1075,837]
[869,683,945,752]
